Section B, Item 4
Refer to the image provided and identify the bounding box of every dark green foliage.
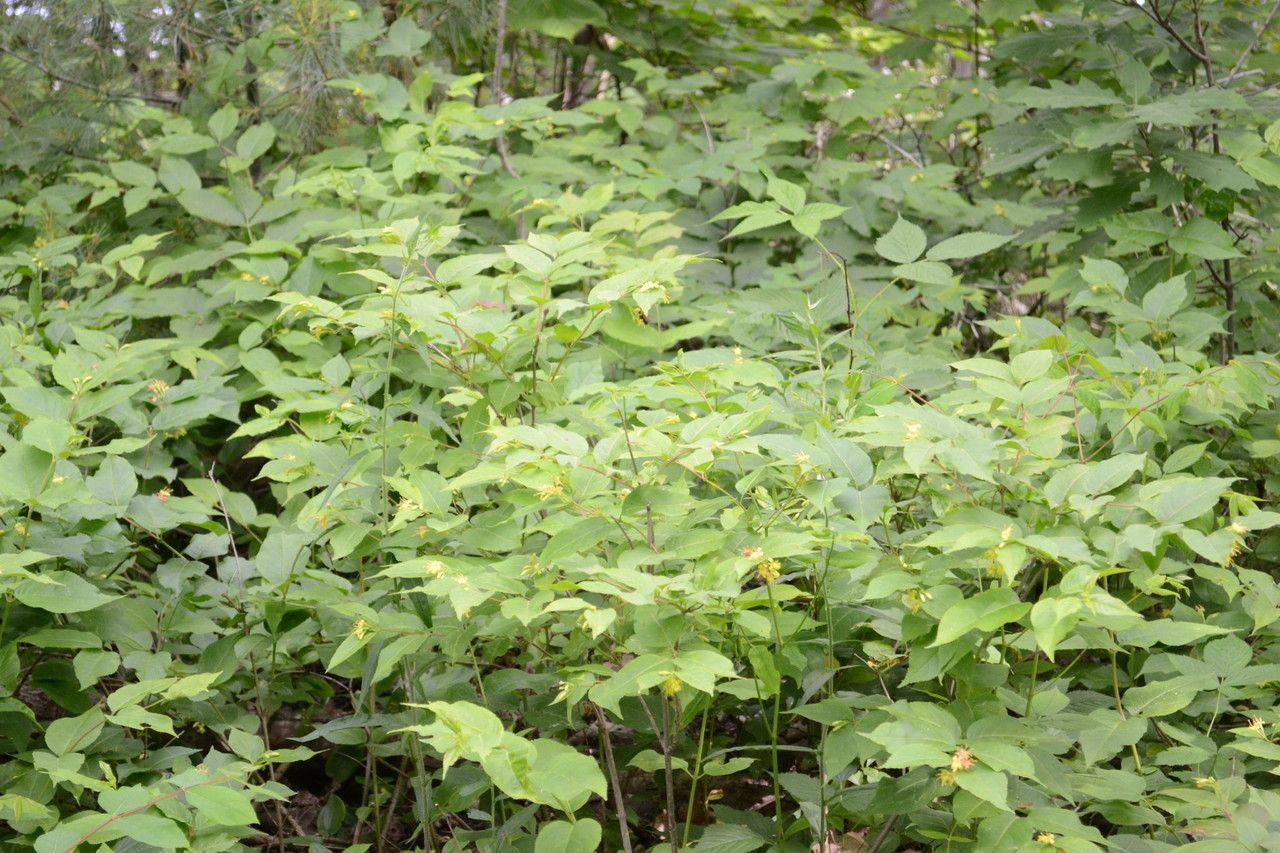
[4,0,1280,850]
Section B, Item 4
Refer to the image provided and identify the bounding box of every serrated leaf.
[926,231,1012,260]
[876,216,927,263]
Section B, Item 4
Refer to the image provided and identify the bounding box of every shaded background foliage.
[4,0,1280,851]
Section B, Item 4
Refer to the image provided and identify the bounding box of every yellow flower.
[936,768,956,785]
[352,617,369,640]
[659,672,681,697]
[1035,833,1056,846]
[756,559,782,584]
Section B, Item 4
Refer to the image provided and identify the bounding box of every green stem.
[765,579,785,843]
[682,702,712,846]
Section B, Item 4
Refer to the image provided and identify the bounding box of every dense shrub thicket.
[5,0,1280,850]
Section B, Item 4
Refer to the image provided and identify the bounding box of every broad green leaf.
[208,103,239,141]
[693,823,768,852]
[45,708,107,756]
[1141,477,1234,525]
[893,260,953,285]
[954,766,1009,810]
[186,785,257,826]
[507,0,607,39]
[1030,597,1081,659]
[589,654,667,717]
[526,739,607,809]
[14,571,117,614]
[541,516,613,564]
[1124,676,1209,717]
[932,587,1030,646]
[1141,275,1187,322]
[1168,219,1241,260]
[867,703,961,767]
[235,124,276,163]
[1008,79,1121,108]
[177,188,248,227]
[535,819,602,853]
[875,216,927,264]
[926,231,1012,260]
[0,443,54,503]
[1078,709,1146,764]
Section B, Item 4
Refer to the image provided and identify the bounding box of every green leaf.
[766,174,806,213]
[14,571,117,614]
[674,649,737,693]
[208,103,239,141]
[747,645,780,694]
[932,587,1030,646]
[893,260,953,285]
[541,516,613,564]
[926,231,1012,260]
[1141,275,1188,322]
[1142,477,1234,525]
[1008,79,1121,108]
[1124,676,1209,717]
[177,188,248,227]
[1078,709,1145,764]
[507,0,607,39]
[867,703,961,767]
[186,785,257,826]
[1029,597,1081,659]
[589,654,667,717]
[875,216,927,264]
[693,822,768,852]
[0,443,54,503]
[953,766,1009,810]
[45,708,106,756]
[1080,256,1128,294]
[235,124,277,163]
[1043,453,1145,505]
[526,739,607,809]
[1168,219,1241,260]
[790,202,845,237]
[725,207,790,239]
[86,456,138,514]
[814,427,872,487]
[535,819,602,853]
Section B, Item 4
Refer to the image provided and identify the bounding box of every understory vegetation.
[5,0,1280,850]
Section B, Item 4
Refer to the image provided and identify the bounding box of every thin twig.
[594,703,635,853]
[1225,0,1280,83]
[491,0,520,178]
